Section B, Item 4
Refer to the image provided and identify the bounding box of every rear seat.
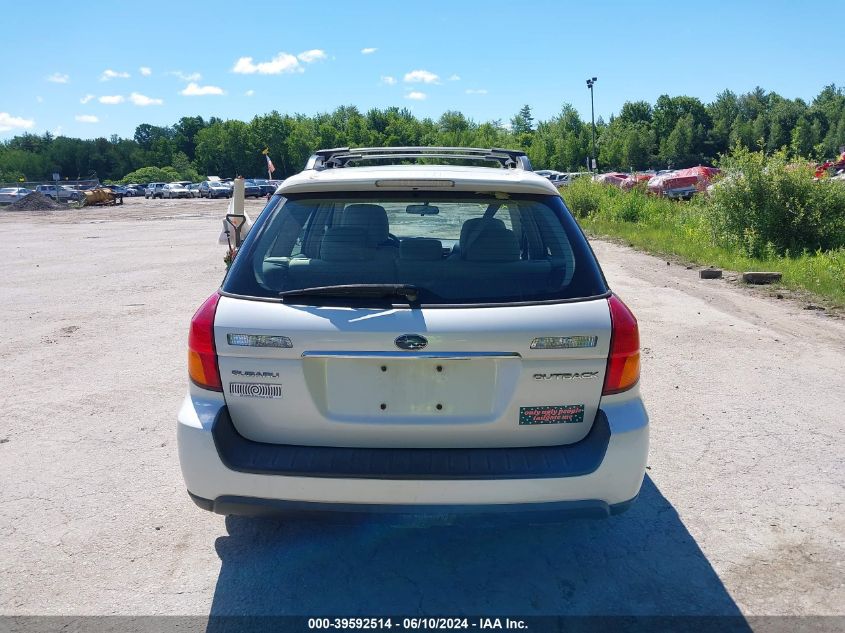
[441,220,552,299]
[397,238,446,288]
[285,204,398,288]
[287,226,397,287]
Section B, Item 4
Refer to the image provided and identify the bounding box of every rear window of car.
[223,191,608,306]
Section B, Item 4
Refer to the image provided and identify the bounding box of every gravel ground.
[0,196,843,620]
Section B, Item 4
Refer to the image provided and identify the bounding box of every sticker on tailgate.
[519,404,585,425]
[229,383,283,399]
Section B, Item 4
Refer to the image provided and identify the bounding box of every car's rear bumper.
[177,391,648,516]
[187,491,637,519]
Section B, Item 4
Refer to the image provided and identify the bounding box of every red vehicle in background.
[620,173,652,190]
[648,166,721,199]
[594,172,630,187]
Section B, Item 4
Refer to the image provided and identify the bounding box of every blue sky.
[0,0,840,140]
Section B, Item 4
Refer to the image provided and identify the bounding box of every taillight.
[188,292,222,391]
[603,294,640,395]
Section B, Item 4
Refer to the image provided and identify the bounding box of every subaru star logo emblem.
[395,334,428,351]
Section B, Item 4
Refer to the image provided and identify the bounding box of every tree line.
[1,84,843,184]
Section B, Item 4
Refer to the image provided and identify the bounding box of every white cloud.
[361,47,377,55]
[46,72,69,84]
[80,94,95,104]
[404,69,439,84]
[405,91,427,101]
[139,66,152,76]
[0,112,35,132]
[75,114,99,123]
[52,125,63,137]
[100,69,130,81]
[232,53,302,75]
[297,49,326,63]
[98,95,125,104]
[245,89,255,96]
[129,92,163,106]
[448,74,461,81]
[180,83,225,96]
[168,70,201,82]
[380,75,397,85]
[465,88,488,95]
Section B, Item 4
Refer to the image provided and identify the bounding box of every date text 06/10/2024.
[307,618,528,630]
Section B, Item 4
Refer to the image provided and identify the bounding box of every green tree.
[707,90,739,156]
[790,117,816,158]
[173,116,207,160]
[170,151,200,181]
[511,105,534,135]
[661,114,698,167]
[618,101,653,126]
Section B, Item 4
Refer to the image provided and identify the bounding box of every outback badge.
[395,334,428,351]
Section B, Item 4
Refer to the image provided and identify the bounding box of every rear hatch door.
[214,296,610,448]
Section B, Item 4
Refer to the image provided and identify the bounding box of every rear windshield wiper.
[279,284,420,302]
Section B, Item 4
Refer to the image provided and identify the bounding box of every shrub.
[708,147,845,256]
[120,166,182,185]
[563,176,603,218]
[562,177,684,225]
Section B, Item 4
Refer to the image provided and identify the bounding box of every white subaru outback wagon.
[177,147,648,518]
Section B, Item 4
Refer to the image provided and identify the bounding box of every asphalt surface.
[1,197,843,621]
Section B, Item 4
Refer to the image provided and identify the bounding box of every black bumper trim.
[188,491,636,518]
[211,407,610,480]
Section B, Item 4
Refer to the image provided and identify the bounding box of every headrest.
[459,217,506,250]
[320,226,370,261]
[463,225,521,262]
[342,204,390,247]
[400,238,443,261]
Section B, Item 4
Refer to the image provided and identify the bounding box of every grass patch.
[581,217,845,305]
[563,172,845,307]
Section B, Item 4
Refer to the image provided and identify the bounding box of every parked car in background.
[593,172,630,188]
[35,184,82,202]
[124,184,144,197]
[145,182,167,199]
[199,181,232,199]
[0,187,32,204]
[647,167,719,200]
[251,179,276,196]
[187,184,202,198]
[647,173,698,199]
[620,173,653,190]
[162,183,192,199]
[105,184,130,196]
[242,180,262,198]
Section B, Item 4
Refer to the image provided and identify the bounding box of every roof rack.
[304,146,533,171]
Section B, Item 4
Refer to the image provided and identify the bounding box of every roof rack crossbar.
[304,146,532,171]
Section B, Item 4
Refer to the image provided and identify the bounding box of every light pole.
[586,77,598,172]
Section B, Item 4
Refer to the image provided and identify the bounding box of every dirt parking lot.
[1,196,843,624]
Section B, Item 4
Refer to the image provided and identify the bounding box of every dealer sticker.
[519,404,585,425]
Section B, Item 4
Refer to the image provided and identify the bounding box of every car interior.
[252,199,578,301]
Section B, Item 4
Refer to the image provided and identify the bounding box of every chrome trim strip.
[300,351,522,360]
